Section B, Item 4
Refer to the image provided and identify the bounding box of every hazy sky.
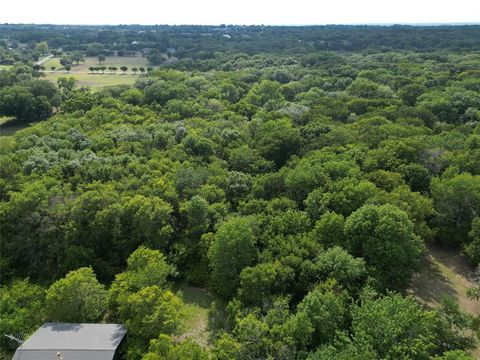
[1,0,479,25]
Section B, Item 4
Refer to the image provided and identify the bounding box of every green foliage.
[344,204,425,289]
[45,267,107,322]
[208,217,256,298]
[142,334,209,360]
[285,280,349,348]
[118,286,184,339]
[434,350,475,360]
[351,293,438,359]
[466,217,480,265]
[0,279,45,350]
[2,25,480,360]
[347,78,394,99]
[310,212,345,247]
[432,174,480,260]
[109,246,172,315]
[253,118,300,167]
[301,247,367,292]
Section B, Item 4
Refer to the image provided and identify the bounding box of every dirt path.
[35,55,53,66]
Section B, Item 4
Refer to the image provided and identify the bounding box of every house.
[12,323,126,360]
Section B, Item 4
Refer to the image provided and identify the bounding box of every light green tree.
[208,217,256,298]
[45,267,107,322]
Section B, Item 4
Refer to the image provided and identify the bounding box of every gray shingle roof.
[12,323,126,360]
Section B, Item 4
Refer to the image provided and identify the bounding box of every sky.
[1,0,479,25]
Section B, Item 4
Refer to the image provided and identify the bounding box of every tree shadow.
[408,255,458,307]
[174,282,213,309]
[427,243,476,281]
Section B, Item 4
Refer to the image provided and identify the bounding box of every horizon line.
[2,22,480,27]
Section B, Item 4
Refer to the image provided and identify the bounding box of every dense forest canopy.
[1,24,480,359]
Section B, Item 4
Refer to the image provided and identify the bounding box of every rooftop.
[13,323,126,360]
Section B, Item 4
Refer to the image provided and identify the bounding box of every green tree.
[465,217,480,265]
[238,262,279,306]
[244,80,285,109]
[284,280,349,349]
[142,334,209,360]
[0,279,45,350]
[71,51,85,65]
[431,174,480,257]
[351,293,438,359]
[253,118,301,167]
[310,211,345,248]
[45,267,107,322]
[208,217,256,298]
[301,246,367,292]
[98,54,106,64]
[109,246,172,313]
[344,204,425,289]
[118,286,184,339]
[57,76,77,92]
[34,41,49,55]
[0,85,36,121]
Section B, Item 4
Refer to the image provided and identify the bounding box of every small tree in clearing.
[65,65,71,73]
[51,66,56,71]
[98,55,106,64]
[89,66,95,74]
[120,66,128,74]
[139,67,145,74]
[132,67,138,74]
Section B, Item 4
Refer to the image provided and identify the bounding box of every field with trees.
[40,56,150,88]
[1,24,480,359]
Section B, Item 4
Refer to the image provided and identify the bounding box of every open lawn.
[42,57,62,69]
[44,72,140,89]
[0,65,13,70]
[72,56,149,72]
[42,56,149,88]
[173,283,225,348]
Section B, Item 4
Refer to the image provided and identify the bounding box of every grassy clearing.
[44,72,140,89]
[408,244,480,357]
[73,56,149,72]
[173,283,221,347]
[42,56,149,88]
[0,65,12,70]
[408,244,480,316]
[42,57,62,69]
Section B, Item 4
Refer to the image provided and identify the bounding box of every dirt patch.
[408,244,480,316]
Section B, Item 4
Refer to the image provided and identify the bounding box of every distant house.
[12,323,126,360]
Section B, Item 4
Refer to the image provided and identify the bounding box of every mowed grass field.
[0,65,13,70]
[74,56,149,71]
[44,56,149,89]
[45,72,140,89]
[42,57,62,69]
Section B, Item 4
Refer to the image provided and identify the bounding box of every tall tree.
[45,267,107,322]
[208,217,256,298]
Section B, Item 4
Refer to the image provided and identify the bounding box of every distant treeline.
[1,24,480,57]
